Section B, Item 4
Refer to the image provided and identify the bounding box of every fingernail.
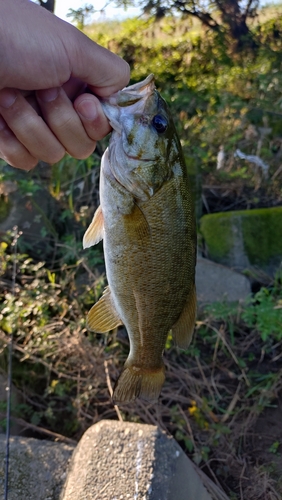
[77,99,98,121]
[37,87,59,103]
[0,89,17,109]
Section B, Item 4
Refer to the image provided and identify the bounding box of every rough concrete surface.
[196,256,251,305]
[0,435,75,500]
[61,420,219,500]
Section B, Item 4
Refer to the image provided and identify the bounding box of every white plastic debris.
[234,148,269,178]
[216,145,225,170]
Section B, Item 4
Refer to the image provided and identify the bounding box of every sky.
[52,0,281,24]
[54,0,141,23]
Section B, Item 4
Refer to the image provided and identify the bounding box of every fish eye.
[151,114,168,134]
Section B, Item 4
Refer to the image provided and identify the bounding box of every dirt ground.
[248,400,282,492]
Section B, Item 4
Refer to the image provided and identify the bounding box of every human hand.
[0,0,130,170]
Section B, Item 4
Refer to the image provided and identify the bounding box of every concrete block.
[196,256,251,305]
[200,207,282,275]
[0,435,75,500]
[61,420,228,500]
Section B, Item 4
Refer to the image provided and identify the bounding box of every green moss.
[200,212,234,262]
[200,207,282,270]
[241,207,282,266]
[0,196,10,223]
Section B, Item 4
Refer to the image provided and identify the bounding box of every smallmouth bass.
[83,74,197,403]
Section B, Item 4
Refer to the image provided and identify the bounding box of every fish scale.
[83,74,197,403]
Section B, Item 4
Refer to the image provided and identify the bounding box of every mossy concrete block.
[200,207,282,274]
[61,420,228,500]
[0,435,75,500]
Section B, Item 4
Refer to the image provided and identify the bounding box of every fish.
[83,74,197,403]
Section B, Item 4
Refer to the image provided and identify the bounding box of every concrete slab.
[61,420,228,500]
[200,208,282,275]
[196,256,251,305]
[0,435,75,500]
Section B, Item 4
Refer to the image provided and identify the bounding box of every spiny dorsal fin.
[87,286,123,333]
[83,205,104,249]
[172,284,197,349]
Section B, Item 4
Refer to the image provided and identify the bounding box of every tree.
[66,4,96,29]
[38,0,55,13]
[133,0,260,51]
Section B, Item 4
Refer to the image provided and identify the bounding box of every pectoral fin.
[83,205,104,249]
[172,284,197,349]
[123,202,150,247]
[87,286,123,333]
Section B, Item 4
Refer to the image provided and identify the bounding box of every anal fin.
[83,205,104,249]
[87,286,123,333]
[172,284,197,349]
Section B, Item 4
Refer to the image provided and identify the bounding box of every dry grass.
[1,251,281,499]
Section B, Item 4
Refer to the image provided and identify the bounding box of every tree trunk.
[217,0,258,51]
[39,0,55,13]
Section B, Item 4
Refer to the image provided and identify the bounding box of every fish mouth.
[123,73,155,93]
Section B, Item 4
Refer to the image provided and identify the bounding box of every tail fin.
[113,365,165,404]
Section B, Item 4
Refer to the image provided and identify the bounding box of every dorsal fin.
[83,205,104,249]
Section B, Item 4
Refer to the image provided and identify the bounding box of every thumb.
[69,29,130,97]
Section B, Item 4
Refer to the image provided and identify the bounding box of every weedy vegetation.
[1,4,282,499]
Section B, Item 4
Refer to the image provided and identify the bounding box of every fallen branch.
[0,412,76,445]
